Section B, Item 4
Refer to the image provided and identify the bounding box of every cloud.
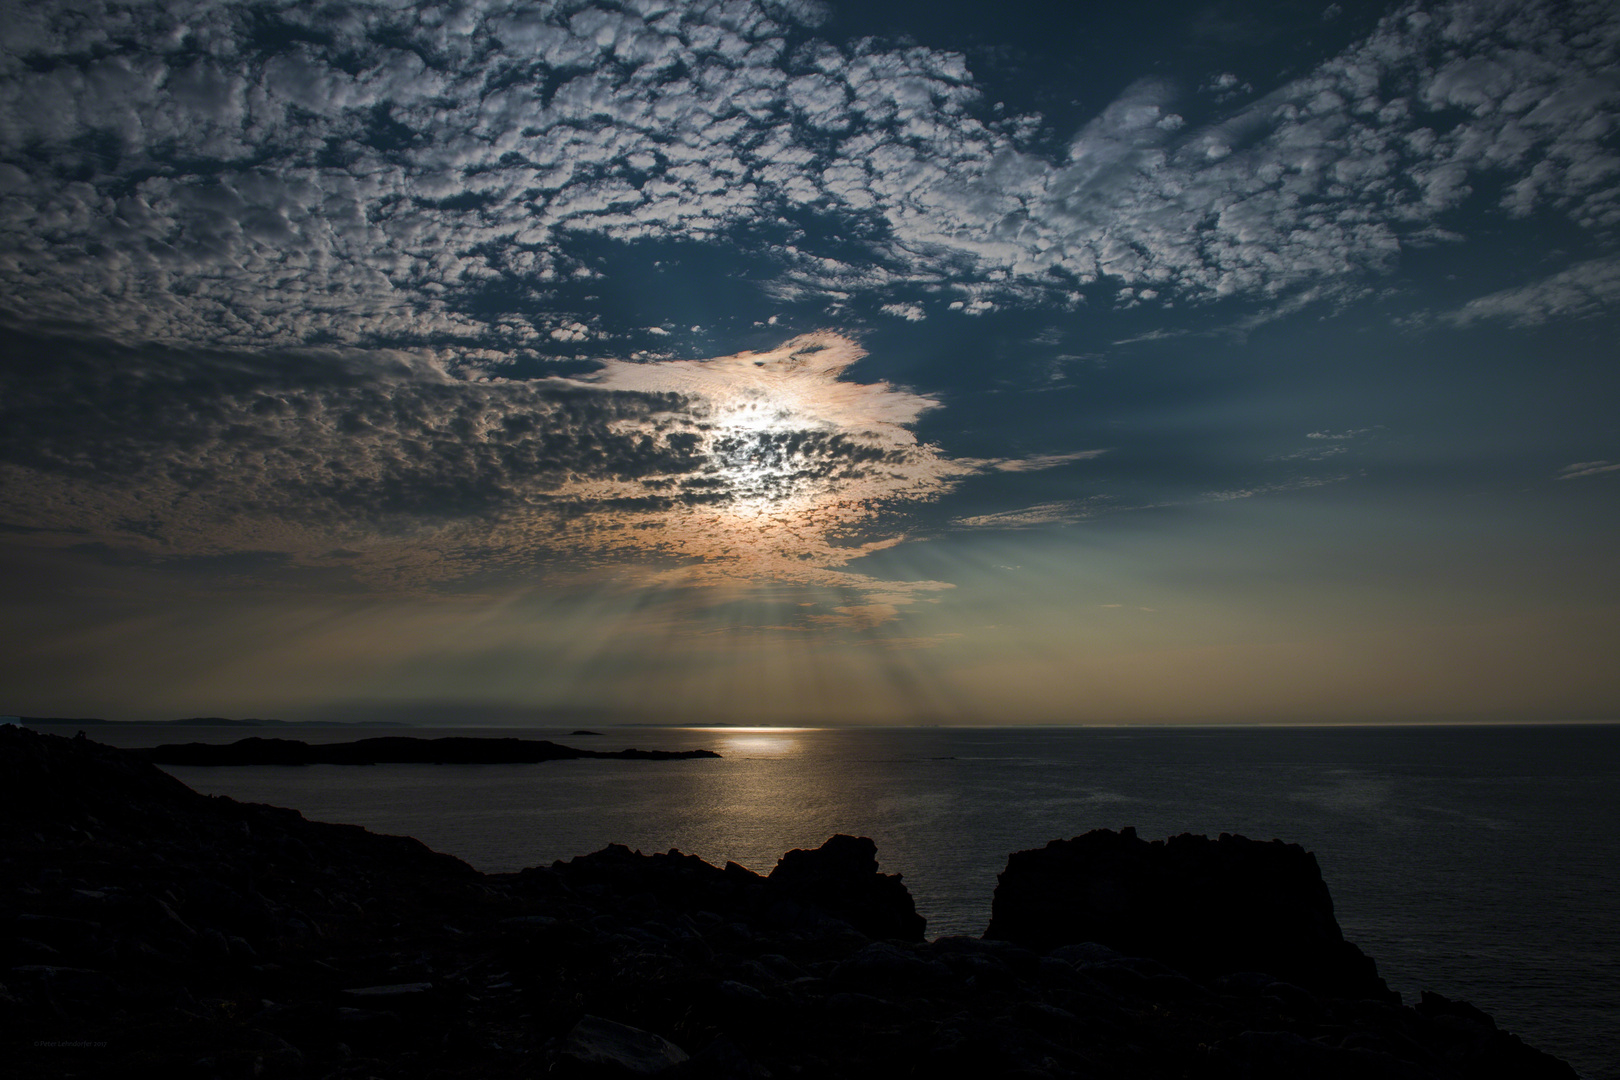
[0,328,1012,624]
[985,450,1110,472]
[2,0,1616,361]
[2,0,1617,634]
[1439,258,1620,327]
[1274,445,1349,462]
[1200,476,1349,502]
[1279,427,1380,459]
[1112,329,1191,346]
[1201,72,1252,102]
[0,331,707,536]
[1307,428,1377,440]
[954,466,1354,532]
[1558,460,1620,479]
[550,321,593,342]
[953,501,1096,530]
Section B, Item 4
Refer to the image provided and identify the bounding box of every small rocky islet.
[2,725,1577,1078]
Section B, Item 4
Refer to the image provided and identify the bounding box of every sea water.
[79,722,1620,1079]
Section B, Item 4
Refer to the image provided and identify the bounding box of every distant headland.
[11,714,407,728]
[143,735,719,765]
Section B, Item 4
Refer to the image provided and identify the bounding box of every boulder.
[984,827,1395,1002]
[559,1014,689,1075]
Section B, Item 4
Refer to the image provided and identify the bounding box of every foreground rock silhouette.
[985,827,1394,1002]
[2,725,1577,1079]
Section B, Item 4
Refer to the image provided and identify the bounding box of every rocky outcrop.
[143,734,719,765]
[985,827,1395,1002]
[766,834,927,942]
[1,726,1579,1080]
[524,833,926,942]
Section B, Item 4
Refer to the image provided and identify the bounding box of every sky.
[1,0,1617,726]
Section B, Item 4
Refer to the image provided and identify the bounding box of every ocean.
[76,722,1620,1079]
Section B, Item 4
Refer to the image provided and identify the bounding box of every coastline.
[2,724,1580,1078]
[141,735,721,765]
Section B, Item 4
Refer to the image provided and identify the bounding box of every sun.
[709,396,816,515]
[580,331,959,558]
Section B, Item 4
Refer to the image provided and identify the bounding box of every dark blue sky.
[1,0,1616,724]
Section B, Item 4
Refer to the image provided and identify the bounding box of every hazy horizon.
[12,712,1620,729]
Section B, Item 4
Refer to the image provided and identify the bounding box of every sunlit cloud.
[4,0,1616,358]
[953,501,1100,530]
[0,330,1071,627]
[986,450,1110,473]
[2,0,1617,725]
[1558,460,1620,480]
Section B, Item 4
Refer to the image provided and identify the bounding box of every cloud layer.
[2,0,1617,358]
[0,329,1013,622]
[2,0,1617,643]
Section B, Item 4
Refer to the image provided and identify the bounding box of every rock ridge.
[985,826,1394,1002]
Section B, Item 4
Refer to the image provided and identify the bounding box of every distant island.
[14,715,406,728]
[143,735,719,765]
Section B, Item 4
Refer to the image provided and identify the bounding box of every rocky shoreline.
[2,725,1578,1078]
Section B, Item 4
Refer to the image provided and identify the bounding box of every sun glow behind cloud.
[583,332,970,581]
[0,329,1020,634]
[2,0,1618,726]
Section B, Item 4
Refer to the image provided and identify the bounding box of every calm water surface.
[82,722,1620,1079]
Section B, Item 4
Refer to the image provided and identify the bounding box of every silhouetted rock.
[766,834,926,942]
[527,835,925,943]
[559,1015,689,1075]
[143,734,719,765]
[984,827,1397,1001]
[0,725,1581,1080]
[1414,991,1579,1079]
[534,843,768,926]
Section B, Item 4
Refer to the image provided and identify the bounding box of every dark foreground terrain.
[2,725,1577,1079]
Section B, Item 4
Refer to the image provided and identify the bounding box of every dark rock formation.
[526,833,926,943]
[1,726,1579,1080]
[143,734,719,765]
[765,834,927,942]
[985,827,1395,1002]
[559,1015,690,1075]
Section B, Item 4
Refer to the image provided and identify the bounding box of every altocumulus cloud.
[2,0,1618,354]
[2,0,1618,627]
[0,330,1022,621]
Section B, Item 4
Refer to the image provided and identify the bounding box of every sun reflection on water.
[689,726,810,757]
